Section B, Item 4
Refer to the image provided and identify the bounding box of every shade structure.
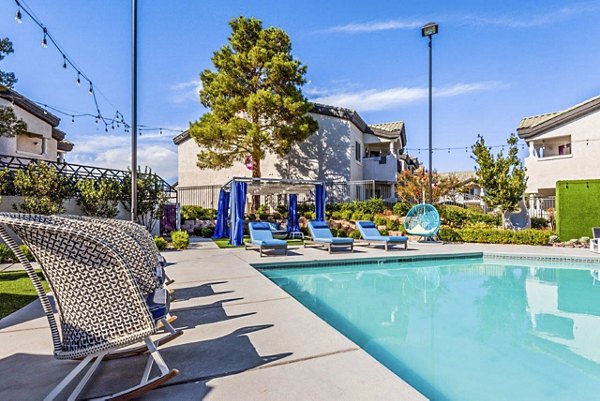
[315,184,326,221]
[212,188,230,239]
[287,194,300,233]
[229,181,247,246]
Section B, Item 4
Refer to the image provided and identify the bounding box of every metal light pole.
[421,22,438,204]
[131,0,138,221]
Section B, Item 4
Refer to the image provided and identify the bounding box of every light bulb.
[76,72,81,86]
[62,56,67,69]
[41,30,48,48]
[15,9,22,23]
[89,82,93,94]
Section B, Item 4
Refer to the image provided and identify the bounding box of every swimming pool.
[258,254,600,401]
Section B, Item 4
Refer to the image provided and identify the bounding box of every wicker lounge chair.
[305,220,353,253]
[0,214,178,400]
[355,221,408,251]
[246,222,288,257]
[1,214,182,352]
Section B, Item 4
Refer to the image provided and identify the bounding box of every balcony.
[363,154,398,182]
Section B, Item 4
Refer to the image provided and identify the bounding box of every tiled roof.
[173,103,406,146]
[370,121,404,132]
[517,94,600,139]
[57,139,74,152]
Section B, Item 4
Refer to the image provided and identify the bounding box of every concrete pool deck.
[1,240,599,400]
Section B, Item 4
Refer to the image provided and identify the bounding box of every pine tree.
[0,37,27,137]
[189,16,318,178]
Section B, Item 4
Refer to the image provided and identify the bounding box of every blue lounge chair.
[305,220,354,253]
[246,222,288,257]
[356,220,408,251]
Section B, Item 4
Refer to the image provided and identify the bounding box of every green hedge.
[438,226,552,245]
[0,244,35,263]
[556,180,600,240]
[437,205,500,228]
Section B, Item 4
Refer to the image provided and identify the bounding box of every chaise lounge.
[305,220,354,253]
[246,222,288,257]
[356,220,408,251]
[591,227,600,253]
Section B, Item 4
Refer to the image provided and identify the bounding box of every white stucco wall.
[177,112,355,186]
[524,109,600,195]
[0,98,59,162]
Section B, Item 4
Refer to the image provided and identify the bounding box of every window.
[558,144,571,156]
[355,141,361,162]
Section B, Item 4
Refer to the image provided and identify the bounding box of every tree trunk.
[252,157,261,211]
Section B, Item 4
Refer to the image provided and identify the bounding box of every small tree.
[472,133,527,227]
[189,16,318,179]
[396,167,460,204]
[0,38,27,137]
[75,178,122,218]
[14,162,72,215]
[122,167,168,232]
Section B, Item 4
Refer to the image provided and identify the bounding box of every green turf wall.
[556,179,600,240]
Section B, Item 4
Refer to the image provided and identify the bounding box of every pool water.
[260,256,600,401]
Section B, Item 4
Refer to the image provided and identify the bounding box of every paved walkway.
[0,240,598,400]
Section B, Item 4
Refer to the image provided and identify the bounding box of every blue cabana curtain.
[212,188,230,239]
[287,194,300,233]
[229,181,248,246]
[315,184,326,221]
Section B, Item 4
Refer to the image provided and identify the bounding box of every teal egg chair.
[404,203,440,240]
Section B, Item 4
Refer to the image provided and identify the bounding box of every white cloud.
[460,4,600,28]
[311,81,505,111]
[318,19,423,34]
[67,133,178,182]
[169,79,202,104]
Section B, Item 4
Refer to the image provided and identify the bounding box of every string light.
[13,0,128,134]
[41,28,47,48]
[15,2,22,23]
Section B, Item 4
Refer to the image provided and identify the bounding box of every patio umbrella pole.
[131,0,138,222]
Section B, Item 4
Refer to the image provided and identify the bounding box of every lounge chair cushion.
[249,222,276,242]
[357,221,408,243]
[308,220,334,239]
[146,289,169,320]
[251,239,287,247]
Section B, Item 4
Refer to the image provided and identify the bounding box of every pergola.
[214,177,327,246]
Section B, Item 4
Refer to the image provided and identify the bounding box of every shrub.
[341,210,353,221]
[349,229,362,239]
[362,213,374,221]
[154,236,168,251]
[351,212,363,222]
[386,219,401,231]
[0,244,13,263]
[76,178,121,218]
[14,161,73,215]
[170,230,190,250]
[438,226,463,242]
[18,244,34,261]
[248,213,257,221]
[531,217,549,229]
[337,228,348,237]
[259,213,269,220]
[437,205,500,228]
[276,204,288,215]
[330,228,339,237]
[332,211,343,220]
[272,213,281,220]
[201,226,215,238]
[444,228,552,245]
[374,216,387,226]
[393,202,412,217]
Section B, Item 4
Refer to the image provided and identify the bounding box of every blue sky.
[2,0,600,182]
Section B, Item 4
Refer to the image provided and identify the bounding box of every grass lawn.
[213,237,304,248]
[0,270,49,320]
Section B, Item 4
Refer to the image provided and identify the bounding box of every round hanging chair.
[404,203,440,238]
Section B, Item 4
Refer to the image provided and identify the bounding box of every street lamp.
[131,0,138,221]
[421,22,438,204]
